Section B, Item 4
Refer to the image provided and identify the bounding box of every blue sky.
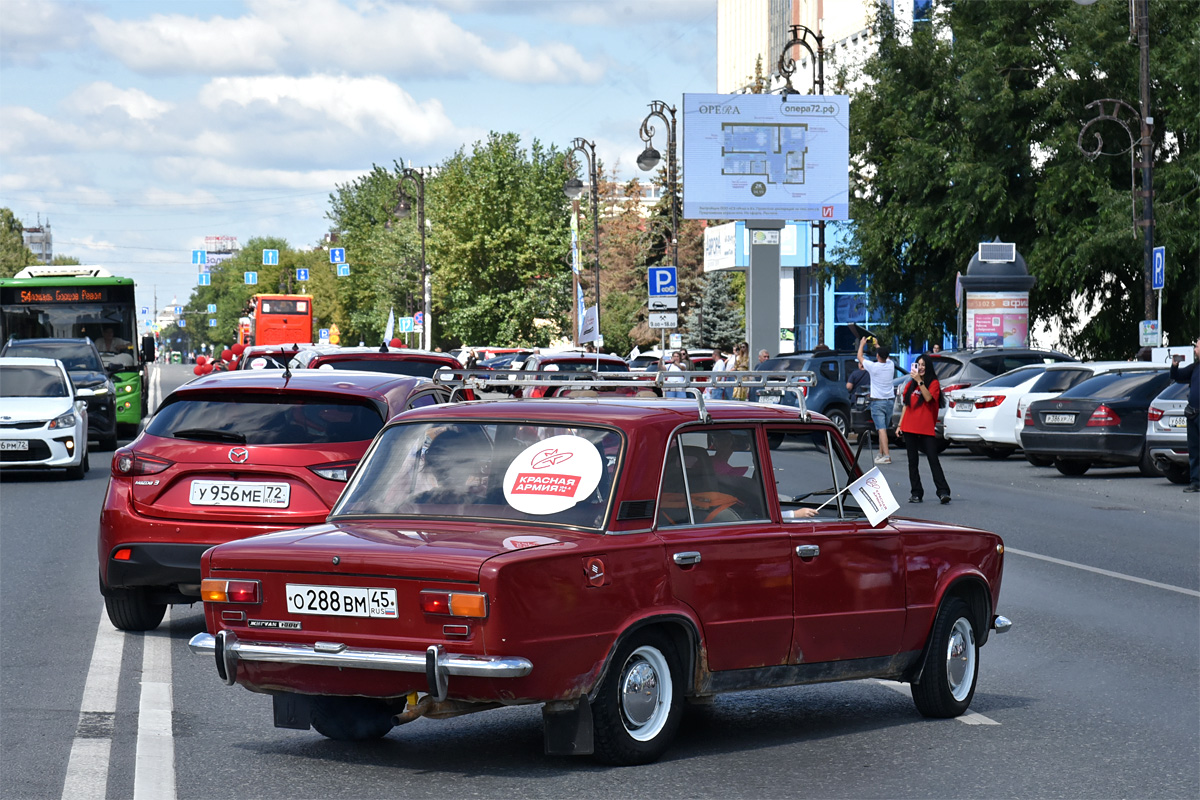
[1,0,716,317]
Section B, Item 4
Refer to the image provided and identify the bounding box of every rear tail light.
[419,590,488,618]
[201,579,261,604]
[112,449,173,477]
[942,383,970,394]
[1024,408,1034,427]
[308,460,358,482]
[974,395,1003,410]
[1087,404,1120,427]
[1147,407,1164,422]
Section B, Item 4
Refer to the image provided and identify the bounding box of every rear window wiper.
[171,428,247,444]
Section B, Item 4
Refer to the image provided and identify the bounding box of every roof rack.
[433,369,816,423]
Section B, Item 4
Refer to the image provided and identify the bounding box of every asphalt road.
[1,362,1196,799]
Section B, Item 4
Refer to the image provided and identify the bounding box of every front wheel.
[311,696,395,741]
[911,597,978,718]
[104,587,166,631]
[592,631,683,765]
[1055,459,1090,476]
[824,407,850,437]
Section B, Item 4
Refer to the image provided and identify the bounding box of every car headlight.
[123,384,134,393]
[48,411,77,429]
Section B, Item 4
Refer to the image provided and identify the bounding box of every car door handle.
[795,545,820,558]
[672,551,702,566]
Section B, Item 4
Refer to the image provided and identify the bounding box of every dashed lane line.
[61,610,124,800]
[1006,547,1200,598]
[134,607,176,800]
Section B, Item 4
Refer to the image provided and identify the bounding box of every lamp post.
[637,101,683,345]
[776,23,826,348]
[393,167,431,350]
[564,138,602,341]
[1076,0,1155,322]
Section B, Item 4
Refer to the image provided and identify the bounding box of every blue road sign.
[337,264,351,277]
[262,249,279,266]
[414,311,424,325]
[197,273,211,286]
[174,306,183,315]
[245,271,258,285]
[191,250,207,266]
[1152,246,1165,291]
[178,319,186,328]
[296,268,309,281]
[141,306,149,315]
[648,266,678,296]
[207,304,217,313]
[208,318,217,327]
[319,328,330,343]
[329,248,346,264]
[398,316,415,333]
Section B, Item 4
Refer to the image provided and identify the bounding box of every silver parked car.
[1146,382,1190,485]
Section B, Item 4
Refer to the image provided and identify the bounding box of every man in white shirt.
[705,345,727,400]
[857,336,896,464]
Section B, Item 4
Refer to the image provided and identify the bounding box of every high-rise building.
[22,220,52,264]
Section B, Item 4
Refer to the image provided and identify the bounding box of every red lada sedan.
[189,377,1011,764]
[99,370,454,631]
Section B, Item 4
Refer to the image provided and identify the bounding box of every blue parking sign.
[648,266,678,296]
[337,264,350,277]
[1152,246,1165,291]
[329,248,346,264]
[245,271,258,285]
[296,268,309,281]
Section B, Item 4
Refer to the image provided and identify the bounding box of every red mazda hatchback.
[98,369,454,631]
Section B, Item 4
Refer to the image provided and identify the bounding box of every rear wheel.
[311,696,395,741]
[1024,453,1054,467]
[104,587,166,631]
[1162,463,1191,485]
[911,597,978,718]
[1055,459,1091,476]
[984,446,1016,460]
[824,407,850,436]
[1137,446,1163,477]
[592,631,683,765]
[935,436,950,453]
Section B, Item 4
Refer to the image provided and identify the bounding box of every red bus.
[238,294,313,346]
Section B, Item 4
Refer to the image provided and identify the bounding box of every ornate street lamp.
[637,101,684,339]
[564,138,602,339]
[1076,0,1156,322]
[393,166,431,350]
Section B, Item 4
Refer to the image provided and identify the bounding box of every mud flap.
[542,697,594,755]
[273,693,313,730]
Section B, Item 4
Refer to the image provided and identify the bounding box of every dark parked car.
[760,351,904,436]
[1022,369,1174,476]
[1,337,118,450]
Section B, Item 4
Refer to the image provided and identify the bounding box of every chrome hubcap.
[618,645,673,741]
[946,617,976,702]
[621,661,659,727]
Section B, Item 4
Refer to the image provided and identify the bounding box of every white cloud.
[0,107,85,155]
[0,0,89,66]
[153,156,365,191]
[86,0,603,84]
[63,82,174,120]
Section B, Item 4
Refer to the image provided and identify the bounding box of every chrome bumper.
[992,615,1013,634]
[189,630,533,696]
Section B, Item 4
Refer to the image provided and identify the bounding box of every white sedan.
[943,364,1049,458]
[0,357,89,479]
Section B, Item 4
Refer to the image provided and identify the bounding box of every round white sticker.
[502,434,603,515]
[249,357,268,370]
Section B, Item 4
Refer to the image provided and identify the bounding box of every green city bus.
[0,266,152,428]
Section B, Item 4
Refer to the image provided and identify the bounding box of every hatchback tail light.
[201,579,261,604]
[974,395,1003,410]
[308,460,358,482]
[1147,407,1164,422]
[1024,408,1034,427]
[112,449,173,477]
[1086,404,1120,427]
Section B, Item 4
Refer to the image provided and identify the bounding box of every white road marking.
[872,680,1001,725]
[149,364,162,414]
[1006,547,1200,598]
[134,607,176,800]
[61,611,125,800]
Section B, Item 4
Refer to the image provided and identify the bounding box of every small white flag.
[846,467,900,527]
[579,305,599,343]
[383,307,395,342]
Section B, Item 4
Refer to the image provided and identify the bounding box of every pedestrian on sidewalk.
[896,353,951,504]
[856,335,896,464]
[1169,337,1200,493]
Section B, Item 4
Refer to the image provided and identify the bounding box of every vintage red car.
[99,370,455,632]
[189,374,1010,765]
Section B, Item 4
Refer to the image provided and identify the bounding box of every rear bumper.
[1021,431,1145,462]
[102,542,213,593]
[189,630,533,694]
[1149,445,1189,466]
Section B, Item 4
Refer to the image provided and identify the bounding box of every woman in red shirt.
[896,353,951,504]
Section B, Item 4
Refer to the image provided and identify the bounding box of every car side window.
[657,429,768,527]
[820,360,839,383]
[406,389,448,410]
[765,428,862,521]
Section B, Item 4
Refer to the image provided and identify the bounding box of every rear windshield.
[1028,368,1092,393]
[541,360,627,373]
[0,366,69,397]
[4,342,101,372]
[975,365,1047,389]
[318,358,447,378]
[1157,382,1188,401]
[1059,371,1169,401]
[259,299,308,314]
[334,421,623,530]
[147,395,384,445]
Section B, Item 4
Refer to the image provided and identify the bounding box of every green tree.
[685,271,745,349]
[0,208,33,278]
[51,255,81,265]
[834,0,1197,358]
[428,132,571,347]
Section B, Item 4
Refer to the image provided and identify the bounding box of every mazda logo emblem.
[229,447,249,464]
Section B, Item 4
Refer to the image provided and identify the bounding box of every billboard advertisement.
[682,93,849,221]
[965,292,1029,348]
